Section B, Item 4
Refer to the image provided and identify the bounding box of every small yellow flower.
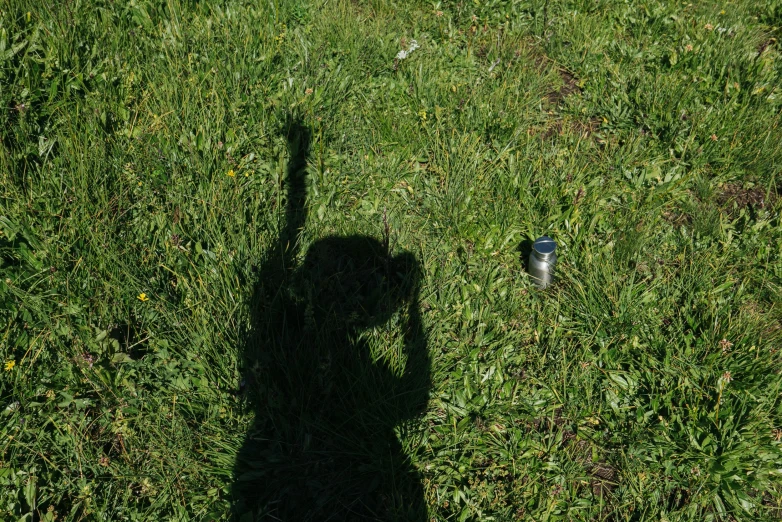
[137,293,149,302]
[4,360,15,372]
[227,169,235,177]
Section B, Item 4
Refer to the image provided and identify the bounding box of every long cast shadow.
[232,119,431,521]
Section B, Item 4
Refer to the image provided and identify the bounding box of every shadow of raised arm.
[279,120,310,272]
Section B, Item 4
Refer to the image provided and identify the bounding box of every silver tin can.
[528,236,557,289]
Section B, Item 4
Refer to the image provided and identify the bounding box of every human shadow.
[232,119,431,521]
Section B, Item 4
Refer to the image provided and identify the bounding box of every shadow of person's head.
[298,236,420,332]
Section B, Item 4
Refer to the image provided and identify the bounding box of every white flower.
[395,40,420,60]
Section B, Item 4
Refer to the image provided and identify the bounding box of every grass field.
[2,0,782,520]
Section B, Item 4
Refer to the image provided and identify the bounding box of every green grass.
[2,0,782,520]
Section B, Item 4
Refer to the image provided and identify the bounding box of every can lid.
[533,236,556,256]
